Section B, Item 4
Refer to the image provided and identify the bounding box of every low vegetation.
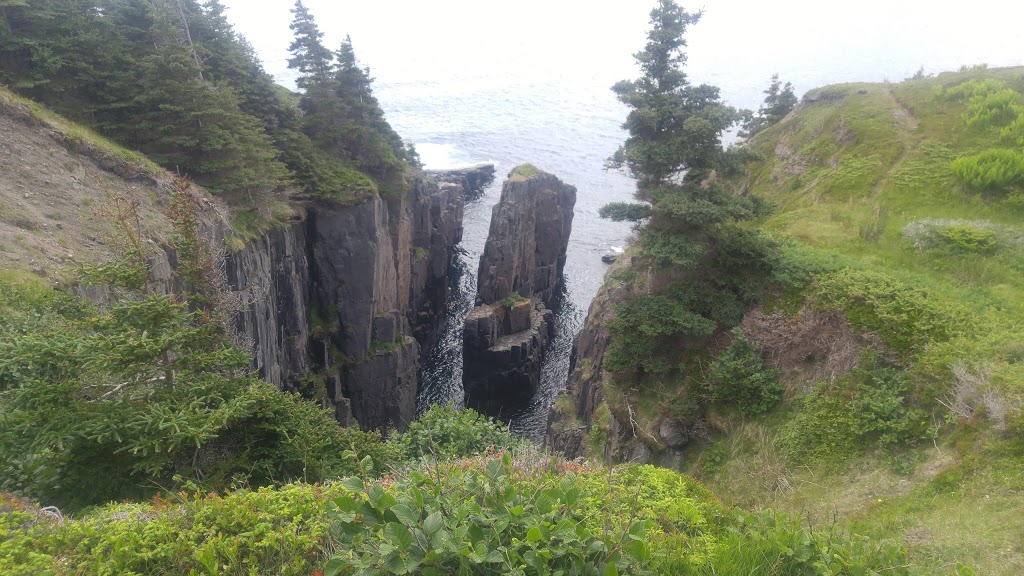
[584,2,1024,573]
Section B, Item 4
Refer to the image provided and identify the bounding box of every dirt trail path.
[872,87,920,197]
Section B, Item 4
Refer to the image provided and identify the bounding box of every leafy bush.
[0,484,344,576]
[812,268,969,354]
[963,88,1024,128]
[327,455,657,575]
[951,149,1024,193]
[778,358,930,465]
[326,457,732,576]
[394,404,521,461]
[707,329,783,416]
[937,225,998,252]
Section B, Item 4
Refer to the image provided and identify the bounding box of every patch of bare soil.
[741,306,887,395]
[0,108,226,285]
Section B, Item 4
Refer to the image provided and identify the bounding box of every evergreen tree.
[739,73,798,139]
[287,0,332,90]
[606,1,735,198]
[602,0,775,379]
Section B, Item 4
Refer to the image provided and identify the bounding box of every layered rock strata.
[462,165,576,414]
[0,97,482,432]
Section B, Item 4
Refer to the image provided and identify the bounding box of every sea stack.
[462,164,576,414]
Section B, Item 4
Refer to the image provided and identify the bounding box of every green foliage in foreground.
[0,455,917,576]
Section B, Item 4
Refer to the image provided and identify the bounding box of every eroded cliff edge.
[462,165,576,414]
[227,167,496,431]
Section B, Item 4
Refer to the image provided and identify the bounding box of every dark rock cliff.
[475,166,576,309]
[226,170,477,431]
[463,165,576,415]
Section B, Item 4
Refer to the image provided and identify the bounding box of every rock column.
[463,165,576,415]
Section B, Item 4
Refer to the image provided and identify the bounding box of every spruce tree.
[602,0,775,378]
[739,73,798,139]
[287,0,333,90]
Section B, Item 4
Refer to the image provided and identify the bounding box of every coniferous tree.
[739,73,798,139]
[287,0,333,90]
[602,0,775,378]
[606,1,734,198]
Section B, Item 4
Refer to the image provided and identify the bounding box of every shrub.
[0,484,344,576]
[326,456,656,575]
[963,88,1024,129]
[706,329,783,417]
[778,358,930,465]
[937,225,998,253]
[812,268,969,354]
[394,404,520,462]
[499,293,528,309]
[951,149,1024,193]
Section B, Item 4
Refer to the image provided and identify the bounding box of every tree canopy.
[739,73,798,139]
[0,0,416,210]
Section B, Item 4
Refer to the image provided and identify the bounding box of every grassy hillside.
[556,66,1024,575]
[701,66,1024,575]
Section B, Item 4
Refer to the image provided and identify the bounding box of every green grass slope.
[695,66,1024,575]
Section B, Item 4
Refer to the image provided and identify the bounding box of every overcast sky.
[220,0,1024,109]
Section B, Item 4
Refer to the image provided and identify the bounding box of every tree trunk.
[172,0,204,81]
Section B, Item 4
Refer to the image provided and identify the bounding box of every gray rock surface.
[427,163,496,197]
[463,302,554,414]
[463,166,576,416]
[475,167,576,308]
[225,174,466,431]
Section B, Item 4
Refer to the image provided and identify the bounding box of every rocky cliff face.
[0,93,483,433]
[475,166,576,308]
[226,171,477,431]
[463,165,576,414]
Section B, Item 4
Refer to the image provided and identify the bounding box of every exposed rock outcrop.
[226,172,471,431]
[0,92,478,432]
[463,165,576,414]
[428,163,496,198]
[475,165,576,309]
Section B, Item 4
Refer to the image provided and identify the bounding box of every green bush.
[0,484,343,576]
[394,404,521,462]
[950,149,1024,193]
[499,293,528,309]
[326,458,731,576]
[0,281,364,510]
[812,268,969,354]
[937,225,998,252]
[963,88,1024,128]
[326,456,656,575]
[707,329,783,417]
[778,358,930,465]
